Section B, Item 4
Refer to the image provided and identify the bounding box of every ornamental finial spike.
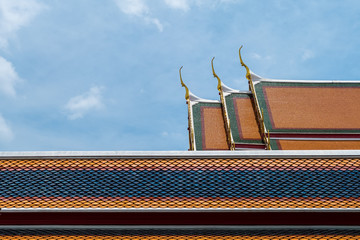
[179,66,189,100]
[211,57,222,92]
[239,46,251,81]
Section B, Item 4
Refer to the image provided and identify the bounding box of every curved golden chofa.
[179,66,189,100]
[239,46,271,150]
[211,57,222,92]
[211,57,235,150]
[239,45,251,82]
[179,66,195,150]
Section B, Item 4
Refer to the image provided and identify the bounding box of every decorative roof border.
[221,82,251,95]
[1,150,360,158]
[2,207,359,212]
[252,77,360,85]
[188,92,220,104]
[1,226,360,234]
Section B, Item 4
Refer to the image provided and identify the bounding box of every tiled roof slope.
[1,226,360,239]
[253,80,360,134]
[1,151,359,210]
[181,48,360,150]
[250,78,360,150]
[180,67,229,150]
[220,83,265,150]
[191,98,229,150]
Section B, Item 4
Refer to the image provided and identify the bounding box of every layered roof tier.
[179,67,229,150]
[180,47,360,150]
[1,151,359,210]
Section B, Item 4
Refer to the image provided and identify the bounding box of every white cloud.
[251,53,272,61]
[0,114,14,142]
[65,86,104,120]
[114,0,163,32]
[164,0,190,11]
[251,53,262,60]
[0,56,21,97]
[114,0,237,31]
[302,49,315,61]
[0,0,45,49]
[219,0,239,3]
[115,0,148,16]
[145,17,164,32]
[193,0,239,8]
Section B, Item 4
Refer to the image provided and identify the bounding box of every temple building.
[0,47,359,239]
[181,46,360,151]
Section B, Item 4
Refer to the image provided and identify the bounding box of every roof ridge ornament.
[239,45,251,83]
[179,66,195,151]
[211,57,235,150]
[211,57,222,92]
[179,66,190,100]
[239,46,271,150]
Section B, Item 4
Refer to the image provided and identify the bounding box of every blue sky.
[1,0,360,151]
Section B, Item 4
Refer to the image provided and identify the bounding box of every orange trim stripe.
[1,158,359,170]
[1,197,358,208]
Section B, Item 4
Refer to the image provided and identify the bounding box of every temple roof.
[1,150,360,210]
[179,67,229,150]
[270,139,360,150]
[2,226,360,239]
[1,150,359,226]
[221,82,265,150]
[189,92,229,151]
[252,78,360,134]
[181,47,360,151]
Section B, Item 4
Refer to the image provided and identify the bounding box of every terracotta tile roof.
[191,101,229,150]
[224,92,264,148]
[182,49,360,150]
[1,226,360,239]
[253,81,360,133]
[1,155,359,209]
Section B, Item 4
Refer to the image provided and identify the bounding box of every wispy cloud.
[302,49,315,61]
[114,0,163,32]
[114,0,238,31]
[164,0,190,11]
[65,86,104,120]
[251,53,272,61]
[219,0,239,3]
[0,56,21,97]
[115,0,148,16]
[144,17,163,32]
[0,0,45,50]
[165,0,238,10]
[192,0,239,8]
[0,114,14,142]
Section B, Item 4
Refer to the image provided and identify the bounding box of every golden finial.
[239,46,251,81]
[179,66,189,100]
[211,57,222,92]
